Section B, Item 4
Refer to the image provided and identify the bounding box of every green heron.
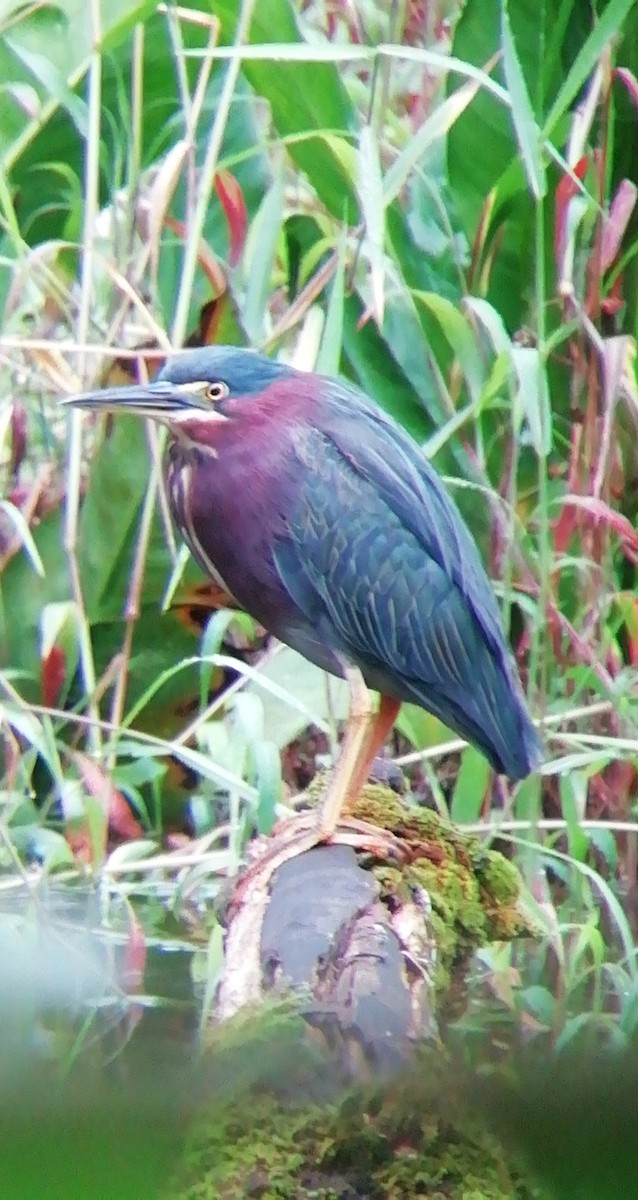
[64,347,543,854]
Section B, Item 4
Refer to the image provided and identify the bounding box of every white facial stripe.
[178,380,209,395]
[168,409,227,456]
[169,409,228,425]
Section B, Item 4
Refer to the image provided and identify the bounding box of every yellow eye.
[205,381,229,404]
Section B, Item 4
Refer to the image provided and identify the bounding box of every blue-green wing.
[274,411,541,778]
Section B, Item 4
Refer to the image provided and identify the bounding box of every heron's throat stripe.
[168,462,238,602]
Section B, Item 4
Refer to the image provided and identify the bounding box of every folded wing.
[274,404,542,779]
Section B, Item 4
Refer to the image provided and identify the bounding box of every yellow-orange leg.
[231,678,403,910]
[349,692,402,799]
[318,669,401,838]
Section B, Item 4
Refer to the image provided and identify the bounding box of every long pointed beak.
[60,381,209,420]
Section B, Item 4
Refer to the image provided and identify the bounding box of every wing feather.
[273,413,541,777]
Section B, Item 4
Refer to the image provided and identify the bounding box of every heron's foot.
[274,809,407,858]
[230,810,407,911]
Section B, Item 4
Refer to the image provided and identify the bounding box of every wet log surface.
[257,842,435,1076]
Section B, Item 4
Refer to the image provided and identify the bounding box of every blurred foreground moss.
[167,1051,539,1200]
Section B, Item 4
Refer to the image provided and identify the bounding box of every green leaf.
[463,296,513,357]
[559,771,590,863]
[231,692,266,744]
[500,0,546,199]
[0,509,71,686]
[199,610,254,712]
[0,500,45,576]
[357,124,385,323]
[234,646,345,749]
[3,2,269,254]
[4,35,88,135]
[198,920,225,1038]
[520,983,555,1026]
[76,416,170,622]
[587,825,618,871]
[394,703,458,754]
[250,740,282,834]
[214,0,359,222]
[0,0,159,170]
[450,747,492,823]
[40,601,79,658]
[342,294,435,439]
[82,792,108,868]
[242,169,285,343]
[513,774,542,821]
[446,0,564,327]
[315,226,347,376]
[9,824,76,869]
[383,75,483,206]
[413,291,485,401]
[512,346,552,456]
[105,839,160,869]
[544,0,637,136]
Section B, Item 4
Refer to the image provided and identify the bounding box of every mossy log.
[169,784,539,1200]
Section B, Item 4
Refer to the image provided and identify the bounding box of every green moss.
[475,850,521,904]
[347,784,536,994]
[167,1066,539,1199]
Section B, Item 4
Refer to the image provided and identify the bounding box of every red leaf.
[107,790,145,842]
[554,155,589,262]
[163,214,226,293]
[10,404,27,477]
[589,758,637,820]
[64,826,93,866]
[552,505,578,557]
[41,646,66,707]
[615,592,638,666]
[561,495,638,563]
[72,750,144,842]
[120,910,147,1038]
[189,297,228,349]
[551,424,582,554]
[214,169,247,267]
[601,179,637,272]
[601,273,625,315]
[615,66,638,114]
[7,483,29,508]
[121,910,146,994]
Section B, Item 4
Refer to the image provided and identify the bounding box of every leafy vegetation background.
[2,0,638,1190]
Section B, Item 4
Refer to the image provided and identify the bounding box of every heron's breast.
[166,453,240,605]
